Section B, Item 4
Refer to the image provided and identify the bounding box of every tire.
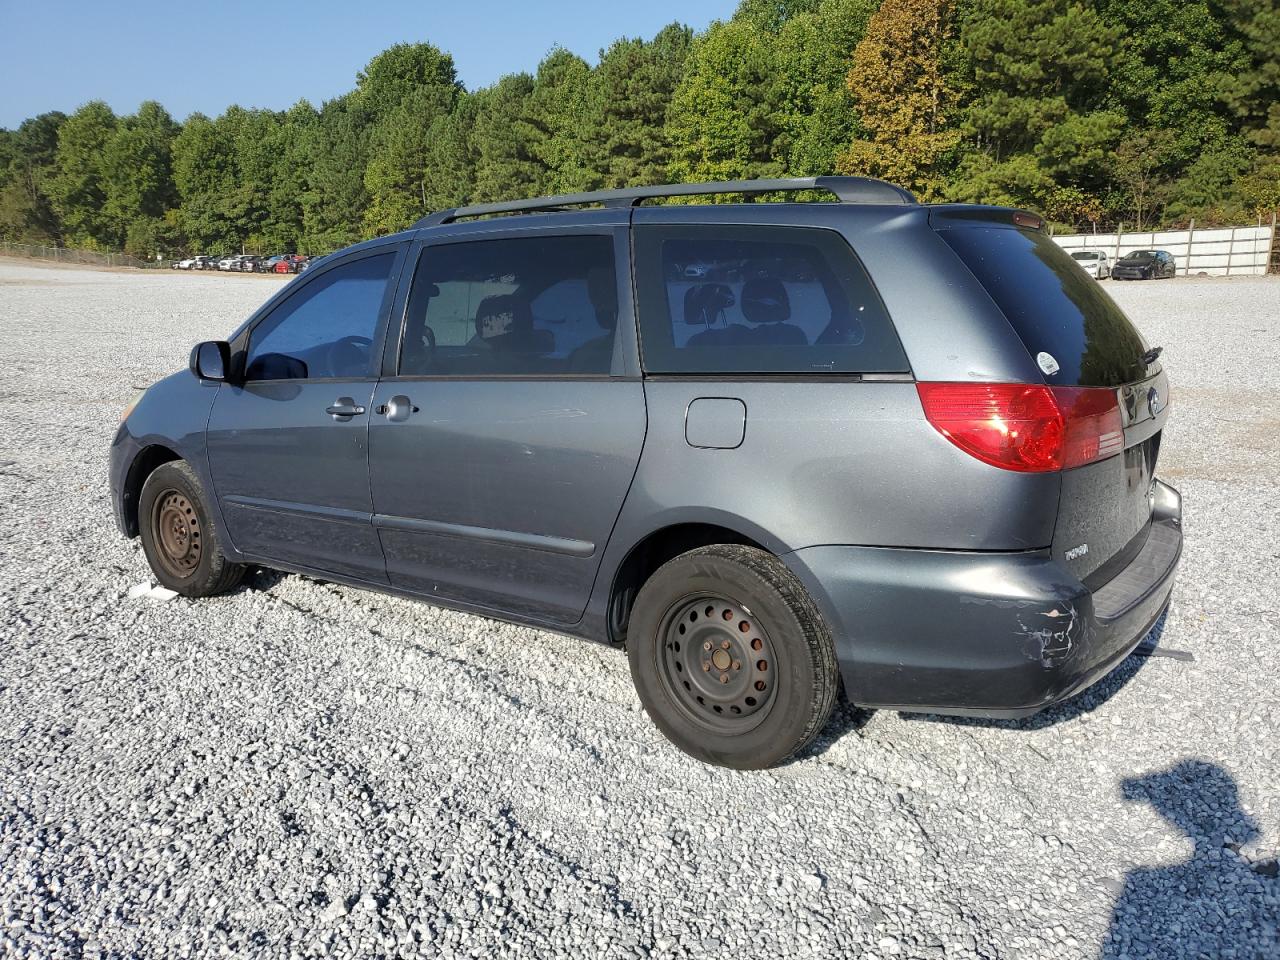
[627,544,838,769]
[138,460,245,597]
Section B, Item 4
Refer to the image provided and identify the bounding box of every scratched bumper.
[783,481,1183,718]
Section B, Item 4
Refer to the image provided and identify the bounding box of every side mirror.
[190,340,231,382]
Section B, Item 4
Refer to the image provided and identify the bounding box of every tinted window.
[400,235,618,376]
[245,252,394,380]
[634,225,907,375]
[938,226,1148,387]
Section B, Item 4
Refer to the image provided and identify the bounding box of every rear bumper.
[784,480,1182,717]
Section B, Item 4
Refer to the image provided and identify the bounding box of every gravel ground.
[1,257,1277,959]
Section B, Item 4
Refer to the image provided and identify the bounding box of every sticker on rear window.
[1037,352,1060,376]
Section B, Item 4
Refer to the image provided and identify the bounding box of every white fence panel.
[1053,223,1275,276]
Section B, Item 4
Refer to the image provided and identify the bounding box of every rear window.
[939,225,1148,386]
[634,224,908,375]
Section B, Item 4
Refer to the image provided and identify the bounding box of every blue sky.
[0,0,738,128]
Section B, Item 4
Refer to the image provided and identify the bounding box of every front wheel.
[627,545,838,769]
[138,460,246,597]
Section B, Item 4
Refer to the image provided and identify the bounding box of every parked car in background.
[110,176,1180,769]
[259,255,288,273]
[217,255,244,271]
[238,256,264,273]
[195,256,220,271]
[174,255,214,270]
[1112,249,1176,280]
[1069,249,1111,279]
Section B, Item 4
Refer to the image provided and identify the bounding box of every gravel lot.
[1,256,1277,959]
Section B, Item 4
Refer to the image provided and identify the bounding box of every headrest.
[683,283,735,326]
[741,278,790,325]
[475,294,530,338]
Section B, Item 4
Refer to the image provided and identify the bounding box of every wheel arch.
[604,520,774,647]
[120,444,182,538]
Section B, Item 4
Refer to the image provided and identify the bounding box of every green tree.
[773,0,877,176]
[837,0,958,198]
[47,101,118,248]
[261,100,319,251]
[470,75,543,203]
[102,101,179,256]
[950,0,1123,210]
[0,112,65,242]
[300,98,371,252]
[732,0,821,31]
[580,24,693,189]
[666,20,785,184]
[1217,0,1280,148]
[1097,0,1252,222]
[353,43,463,121]
[364,83,461,234]
[422,94,480,211]
[171,113,238,251]
[527,48,593,194]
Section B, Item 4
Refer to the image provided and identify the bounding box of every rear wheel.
[627,544,838,769]
[138,460,245,597]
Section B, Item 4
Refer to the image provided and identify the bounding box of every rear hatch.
[933,213,1169,586]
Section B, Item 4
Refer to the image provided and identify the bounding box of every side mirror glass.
[191,340,231,382]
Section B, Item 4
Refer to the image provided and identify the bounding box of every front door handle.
[325,397,366,421]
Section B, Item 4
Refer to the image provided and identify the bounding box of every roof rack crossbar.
[415,176,916,227]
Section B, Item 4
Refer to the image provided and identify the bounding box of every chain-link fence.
[0,241,165,269]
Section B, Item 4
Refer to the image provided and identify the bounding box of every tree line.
[1,0,1276,258]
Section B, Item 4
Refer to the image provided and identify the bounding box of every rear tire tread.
[630,544,838,768]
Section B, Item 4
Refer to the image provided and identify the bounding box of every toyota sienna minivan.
[110,177,1181,769]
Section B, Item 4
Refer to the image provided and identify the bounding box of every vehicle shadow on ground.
[239,566,290,592]
[1100,760,1279,958]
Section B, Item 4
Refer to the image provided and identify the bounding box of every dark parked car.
[110,177,1181,769]
[1112,249,1176,280]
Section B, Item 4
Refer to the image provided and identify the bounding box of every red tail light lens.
[916,382,1123,473]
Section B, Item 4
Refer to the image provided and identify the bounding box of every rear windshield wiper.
[1141,346,1163,366]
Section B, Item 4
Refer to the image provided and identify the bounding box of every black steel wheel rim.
[657,594,778,732]
[152,488,201,578]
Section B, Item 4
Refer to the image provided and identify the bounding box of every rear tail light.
[917,382,1123,472]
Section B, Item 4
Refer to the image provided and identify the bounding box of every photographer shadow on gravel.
[1101,759,1279,959]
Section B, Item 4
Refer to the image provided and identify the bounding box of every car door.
[367,223,646,624]
[206,242,406,581]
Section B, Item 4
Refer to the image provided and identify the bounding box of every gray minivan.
[109,177,1181,768]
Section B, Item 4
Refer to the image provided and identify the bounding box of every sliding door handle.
[376,395,418,422]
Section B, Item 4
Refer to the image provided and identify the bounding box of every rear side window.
[399,235,618,376]
[634,225,907,375]
[245,252,394,381]
[938,225,1148,386]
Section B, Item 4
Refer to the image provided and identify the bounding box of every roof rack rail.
[415,176,916,227]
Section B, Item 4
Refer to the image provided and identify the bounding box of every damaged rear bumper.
[784,480,1183,718]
